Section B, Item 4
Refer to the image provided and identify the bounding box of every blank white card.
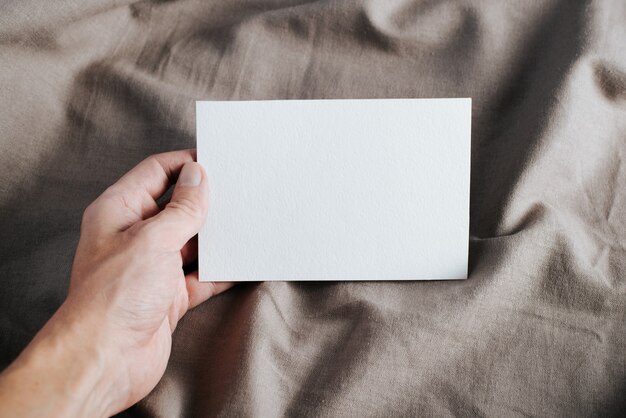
[197,99,471,281]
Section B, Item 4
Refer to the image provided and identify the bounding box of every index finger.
[90,149,197,232]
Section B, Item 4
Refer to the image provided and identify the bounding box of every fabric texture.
[1,1,625,416]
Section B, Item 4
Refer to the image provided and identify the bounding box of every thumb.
[150,161,208,249]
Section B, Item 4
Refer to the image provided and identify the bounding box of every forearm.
[0,154,226,416]
[0,305,118,418]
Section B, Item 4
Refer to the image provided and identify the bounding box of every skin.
[0,150,233,417]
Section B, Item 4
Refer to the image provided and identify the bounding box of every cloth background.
[1,0,625,416]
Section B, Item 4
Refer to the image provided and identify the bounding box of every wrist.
[0,303,123,417]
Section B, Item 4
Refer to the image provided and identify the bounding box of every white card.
[197,99,471,281]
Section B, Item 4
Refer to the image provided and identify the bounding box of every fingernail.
[178,162,202,187]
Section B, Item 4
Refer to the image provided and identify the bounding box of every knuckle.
[144,154,171,178]
[206,281,217,299]
[81,200,101,226]
[167,196,203,219]
[80,191,118,230]
[82,201,96,220]
[136,155,161,178]
[143,154,161,168]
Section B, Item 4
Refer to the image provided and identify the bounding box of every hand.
[0,150,233,417]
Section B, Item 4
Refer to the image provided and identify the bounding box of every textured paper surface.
[197,99,471,281]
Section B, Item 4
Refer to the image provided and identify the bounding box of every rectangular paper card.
[197,99,471,281]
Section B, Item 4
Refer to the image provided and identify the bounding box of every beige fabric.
[1,1,625,416]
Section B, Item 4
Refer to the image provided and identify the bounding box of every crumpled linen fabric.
[1,1,625,417]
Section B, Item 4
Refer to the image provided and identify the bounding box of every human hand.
[0,150,232,417]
